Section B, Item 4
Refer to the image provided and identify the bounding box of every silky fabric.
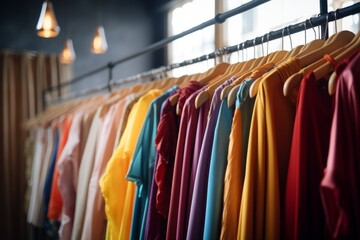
[186,78,234,240]
[38,128,56,225]
[24,134,36,215]
[44,128,60,217]
[127,87,177,240]
[71,109,101,240]
[57,113,84,240]
[238,58,301,240]
[220,108,242,240]
[157,81,201,219]
[203,98,234,240]
[165,81,202,240]
[118,90,163,240]
[284,72,333,240]
[238,78,256,175]
[99,90,162,240]
[144,100,169,240]
[113,96,139,153]
[176,88,210,240]
[27,127,47,226]
[145,88,187,240]
[321,52,360,239]
[83,96,136,240]
[220,78,255,239]
[80,109,96,159]
[48,116,74,220]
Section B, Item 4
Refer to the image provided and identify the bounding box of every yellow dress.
[99,89,163,240]
[238,58,300,240]
[221,62,275,240]
[220,108,243,240]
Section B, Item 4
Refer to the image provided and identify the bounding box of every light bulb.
[36,1,60,38]
[60,39,76,64]
[91,26,108,54]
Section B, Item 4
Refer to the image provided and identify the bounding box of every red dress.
[321,51,360,239]
[285,71,333,240]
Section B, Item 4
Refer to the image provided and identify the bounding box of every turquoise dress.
[203,96,234,240]
[126,86,178,240]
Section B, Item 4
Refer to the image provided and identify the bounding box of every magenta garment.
[57,113,83,240]
[186,78,234,240]
[176,95,210,240]
[321,51,360,239]
[166,83,203,240]
[145,82,201,240]
[145,95,175,240]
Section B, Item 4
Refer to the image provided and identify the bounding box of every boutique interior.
[1,0,360,239]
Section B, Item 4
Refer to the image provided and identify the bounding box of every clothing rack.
[44,0,360,106]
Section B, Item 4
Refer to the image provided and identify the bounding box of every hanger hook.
[304,21,307,44]
[281,28,285,50]
[237,43,241,62]
[287,26,293,49]
[308,18,317,40]
[242,42,245,61]
[323,13,329,40]
[253,38,256,58]
[334,10,338,33]
[266,33,270,55]
[223,47,231,63]
[261,35,265,57]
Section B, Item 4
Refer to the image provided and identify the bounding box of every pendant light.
[60,39,76,64]
[91,0,108,54]
[91,26,108,54]
[36,0,60,38]
[59,0,75,64]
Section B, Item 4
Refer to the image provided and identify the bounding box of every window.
[168,0,360,70]
[168,0,215,77]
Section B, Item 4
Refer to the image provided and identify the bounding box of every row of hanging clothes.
[25,6,360,240]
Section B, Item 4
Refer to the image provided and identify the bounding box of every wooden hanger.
[283,39,335,96]
[229,49,288,100]
[194,55,255,109]
[284,30,357,96]
[168,62,229,107]
[249,30,354,98]
[296,30,354,67]
[227,62,276,106]
[315,31,360,93]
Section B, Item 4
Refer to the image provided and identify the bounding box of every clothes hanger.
[282,19,328,96]
[168,57,230,107]
[249,17,354,98]
[194,46,256,108]
[284,13,356,96]
[221,41,259,100]
[326,25,360,95]
[316,30,360,91]
[223,32,290,102]
[248,27,297,98]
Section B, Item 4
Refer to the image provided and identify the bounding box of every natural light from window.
[168,0,215,77]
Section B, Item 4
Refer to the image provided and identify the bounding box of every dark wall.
[0,0,169,91]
